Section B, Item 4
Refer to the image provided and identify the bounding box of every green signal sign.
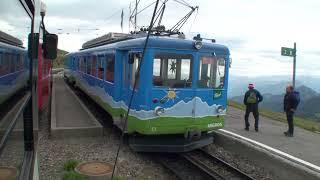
[281,47,295,57]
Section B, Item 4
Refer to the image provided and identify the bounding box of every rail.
[154,149,254,180]
[184,149,254,180]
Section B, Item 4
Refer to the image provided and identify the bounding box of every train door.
[118,51,130,131]
[121,52,129,105]
[119,51,142,132]
[195,53,227,126]
[150,52,195,133]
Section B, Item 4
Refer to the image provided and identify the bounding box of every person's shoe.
[284,131,294,137]
[255,128,259,132]
[244,127,249,131]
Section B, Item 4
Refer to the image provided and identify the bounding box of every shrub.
[63,159,80,172]
[62,171,85,180]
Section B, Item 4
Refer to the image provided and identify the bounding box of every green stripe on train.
[76,81,224,134]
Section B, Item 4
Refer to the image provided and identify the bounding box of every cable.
[172,0,192,8]
[110,0,161,179]
[188,6,198,33]
[105,8,124,22]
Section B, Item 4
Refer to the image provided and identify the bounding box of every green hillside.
[228,100,320,133]
[53,49,68,68]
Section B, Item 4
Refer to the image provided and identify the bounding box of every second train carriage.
[0,35,29,105]
[0,31,54,111]
[64,33,230,152]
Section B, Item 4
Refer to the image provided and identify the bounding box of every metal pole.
[135,0,138,31]
[293,42,296,88]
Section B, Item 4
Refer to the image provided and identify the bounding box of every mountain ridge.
[231,85,320,122]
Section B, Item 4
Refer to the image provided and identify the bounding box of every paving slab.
[224,106,320,166]
[51,76,103,138]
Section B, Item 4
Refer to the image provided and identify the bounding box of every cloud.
[41,0,320,77]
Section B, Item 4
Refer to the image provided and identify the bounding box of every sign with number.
[281,47,295,57]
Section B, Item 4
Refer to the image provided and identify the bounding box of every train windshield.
[153,53,192,88]
[198,56,226,89]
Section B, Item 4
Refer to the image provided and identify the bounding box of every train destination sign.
[281,47,295,57]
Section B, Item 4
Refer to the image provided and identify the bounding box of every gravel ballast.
[38,117,176,179]
[38,78,272,179]
[205,144,273,180]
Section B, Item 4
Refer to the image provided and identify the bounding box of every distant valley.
[228,75,320,98]
[228,75,320,122]
[230,84,320,122]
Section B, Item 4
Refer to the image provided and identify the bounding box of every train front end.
[129,37,230,152]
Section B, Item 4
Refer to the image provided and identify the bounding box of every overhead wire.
[172,0,192,8]
[188,6,198,33]
[110,0,161,178]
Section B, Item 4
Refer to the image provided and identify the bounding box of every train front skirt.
[128,132,214,152]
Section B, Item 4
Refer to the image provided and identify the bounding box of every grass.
[62,171,85,180]
[228,100,320,133]
[63,159,80,171]
[62,160,84,180]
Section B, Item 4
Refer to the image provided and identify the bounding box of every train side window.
[131,54,140,88]
[5,54,10,74]
[0,53,3,76]
[153,53,192,88]
[79,57,83,72]
[91,55,97,76]
[167,59,177,79]
[106,54,115,83]
[85,57,90,74]
[153,58,161,77]
[97,56,104,80]
[9,54,15,73]
[19,54,23,70]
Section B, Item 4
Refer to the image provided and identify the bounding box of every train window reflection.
[0,113,25,177]
[198,56,225,89]
[153,54,192,88]
[106,54,115,83]
[97,56,104,80]
[0,0,31,48]
[131,55,140,88]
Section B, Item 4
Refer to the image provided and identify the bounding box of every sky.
[42,0,320,77]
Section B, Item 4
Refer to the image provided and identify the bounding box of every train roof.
[0,30,23,48]
[67,36,230,56]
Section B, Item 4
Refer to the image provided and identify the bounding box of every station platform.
[223,107,320,167]
[51,75,103,138]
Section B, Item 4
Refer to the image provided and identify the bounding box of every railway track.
[156,149,254,180]
[65,78,255,180]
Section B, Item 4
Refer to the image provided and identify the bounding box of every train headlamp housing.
[193,34,203,50]
[217,105,225,114]
[154,106,164,116]
[194,40,203,50]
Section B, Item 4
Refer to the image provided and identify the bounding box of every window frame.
[198,55,227,89]
[105,53,115,83]
[152,53,193,88]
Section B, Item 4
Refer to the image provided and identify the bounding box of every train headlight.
[154,106,164,116]
[217,105,225,114]
[194,40,203,50]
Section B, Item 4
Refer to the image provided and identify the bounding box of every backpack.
[293,91,300,108]
[247,91,257,104]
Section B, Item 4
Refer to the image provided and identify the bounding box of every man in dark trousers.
[243,83,263,132]
[283,85,298,137]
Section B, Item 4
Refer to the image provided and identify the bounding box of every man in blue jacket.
[283,85,298,137]
[243,83,263,132]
